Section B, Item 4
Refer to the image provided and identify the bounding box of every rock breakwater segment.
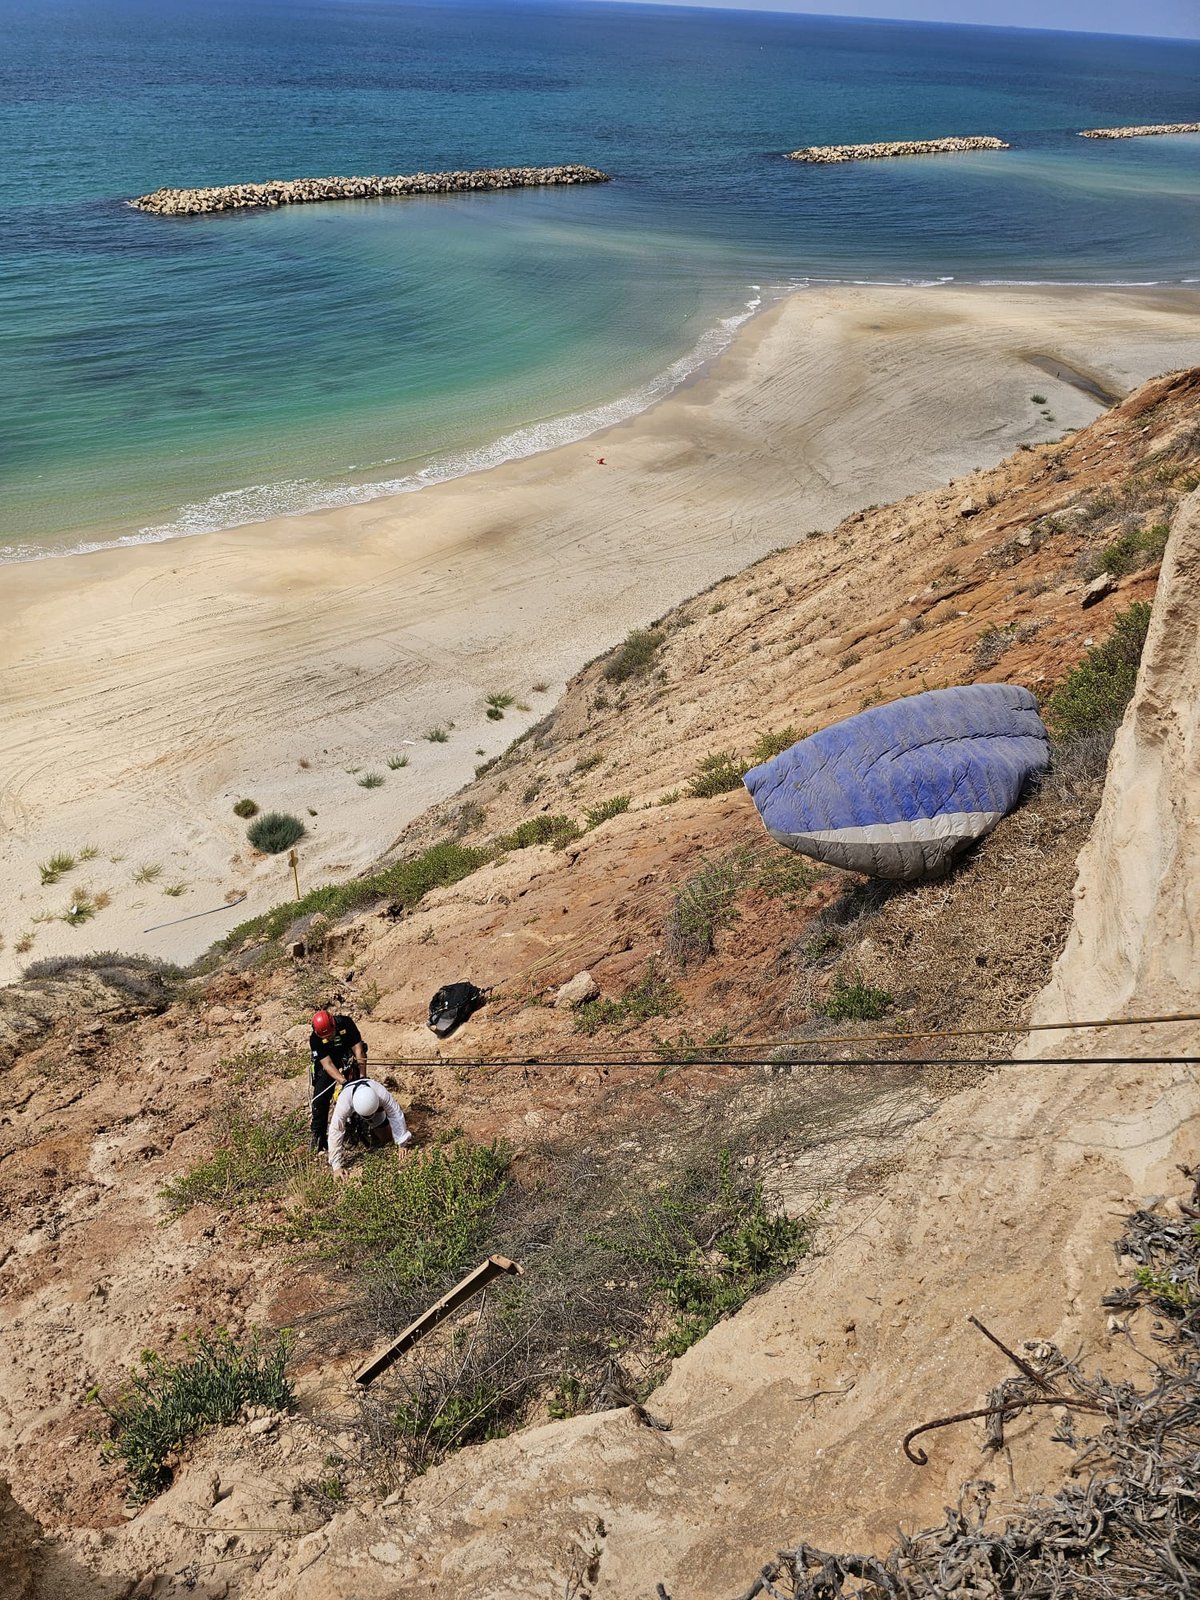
[130,164,610,217]
[788,136,1008,163]
[1080,122,1200,140]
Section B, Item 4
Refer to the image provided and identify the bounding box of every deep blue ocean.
[2,0,1199,557]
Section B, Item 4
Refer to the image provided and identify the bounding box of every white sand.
[3,281,1199,978]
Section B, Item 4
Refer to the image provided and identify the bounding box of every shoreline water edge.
[4,279,1200,982]
[8,270,1200,569]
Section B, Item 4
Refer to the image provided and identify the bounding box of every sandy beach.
[3,280,1199,978]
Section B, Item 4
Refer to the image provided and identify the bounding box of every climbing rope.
[356,1011,1200,1069]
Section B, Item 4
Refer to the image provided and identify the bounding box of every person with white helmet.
[327,1077,412,1179]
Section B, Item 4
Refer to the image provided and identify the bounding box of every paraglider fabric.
[742,684,1050,880]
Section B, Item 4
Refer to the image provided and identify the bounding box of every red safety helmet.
[312,1010,335,1039]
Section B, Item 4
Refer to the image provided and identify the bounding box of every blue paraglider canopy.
[743,684,1049,881]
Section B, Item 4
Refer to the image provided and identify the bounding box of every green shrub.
[232,798,258,819]
[603,628,661,684]
[754,853,817,908]
[1044,602,1152,741]
[218,1043,307,1085]
[63,891,99,925]
[687,750,749,799]
[392,1379,510,1460]
[749,727,800,764]
[357,772,385,789]
[498,815,582,852]
[574,958,682,1034]
[665,848,754,966]
[386,754,410,770]
[39,851,75,885]
[615,1152,807,1358]
[1088,523,1169,580]
[572,751,603,775]
[819,977,893,1022]
[1132,1265,1192,1309]
[584,795,631,829]
[424,726,449,743]
[973,624,1015,672]
[161,1107,307,1212]
[246,812,306,854]
[486,707,504,721]
[287,1136,510,1287]
[92,1330,294,1503]
[485,691,515,712]
[216,839,490,953]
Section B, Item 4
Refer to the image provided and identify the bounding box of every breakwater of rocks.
[1079,122,1200,140]
[788,136,1008,163]
[130,164,610,217]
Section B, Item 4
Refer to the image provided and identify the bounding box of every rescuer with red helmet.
[308,1009,367,1153]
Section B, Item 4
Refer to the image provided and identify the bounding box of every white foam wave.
[5,287,769,566]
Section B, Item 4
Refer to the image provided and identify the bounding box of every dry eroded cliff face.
[218,527,1200,1597]
[5,424,1197,1599]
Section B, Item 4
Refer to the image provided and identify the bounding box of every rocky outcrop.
[130,164,610,216]
[788,136,1008,163]
[1080,122,1200,139]
[1028,488,1200,1033]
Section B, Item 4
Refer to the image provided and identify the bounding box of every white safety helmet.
[350,1083,381,1119]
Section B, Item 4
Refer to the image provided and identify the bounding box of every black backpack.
[427,981,488,1037]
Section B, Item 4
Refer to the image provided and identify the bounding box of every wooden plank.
[353,1254,523,1387]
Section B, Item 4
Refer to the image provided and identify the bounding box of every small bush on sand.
[39,852,75,885]
[161,1106,307,1212]
[386,754,409,770]
[63,891,99,926]
[588,1149,808,1362]
[232,798,259,819]
[574,959,683,1034]
[819,976,893,1022]
[584,795,630,830]
[665,848,754,966]
[424,726,449,743]
[217,840,489,953]
[603,628,661,684]
[132,862,162,884]
[247,812,306,854]
[357,772,385,789]
[218,1043,307,1085]
[687,750,749,799]
[499,815,582,851]
[973,624,1016,672]
[749,727,800,764]
[1044,602,1152,742]
[22,950,181,1004]
[287,1137,511,1288]
[91,1330,293,1503]
[1088,523,1169,580]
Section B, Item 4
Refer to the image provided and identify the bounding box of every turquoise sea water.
[2,0,1199,559]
